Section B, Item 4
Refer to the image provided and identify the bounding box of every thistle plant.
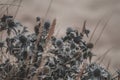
[0,0,120,80]
[0,14,119,80]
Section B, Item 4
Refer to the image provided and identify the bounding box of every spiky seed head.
[69,32,76,38]
[1,15,13,22]
[36,17,40,22]
[7,19,16,28]
[87,43,94,49]
[43,66,50,74]
[44,21,50,30]
[93,68,101,77]
[85,29,90,37]
[55,39,63,48]
[70,43,76,49]
[65,47,70,52]
[19,35,27,44]
[73,36,82,44]
[34,25,40,35]
[51,36,56,41]
[66,27,74,35]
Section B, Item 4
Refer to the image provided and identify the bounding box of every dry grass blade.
[107,58,111,70]
[6,6,9,15]
[0,0,9,15]
[55,28,61,37]
[33,2,55,77]
[95,47,112,63]
[0,3,20,6]
[0,31,4,41]
[35,21,42,47]
[44,0,53,19]
[98,48,112,64]
[40,19,56,70]
[36,0,54,46]
[64,51,82,65]
[46,19,56,44]
[94,16,112,46]
[89,19,102,42]
[82,20,86,34]
[13,0,23,19]
[32,54,47,80]
[76,61,87,80]
[0,0,18,16]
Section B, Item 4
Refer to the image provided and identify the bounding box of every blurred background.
[0,0,120,69]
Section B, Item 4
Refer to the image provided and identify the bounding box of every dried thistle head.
[86,42,94,49]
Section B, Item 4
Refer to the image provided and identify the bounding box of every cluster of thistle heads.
[0,15,120,80]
